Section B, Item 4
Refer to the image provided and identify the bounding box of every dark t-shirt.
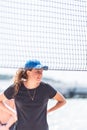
[4,82,57,130]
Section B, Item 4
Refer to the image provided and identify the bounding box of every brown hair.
[13,68,28,95]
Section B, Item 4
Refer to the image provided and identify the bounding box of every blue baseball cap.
[24,59,48,70]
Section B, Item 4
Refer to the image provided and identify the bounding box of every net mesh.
[0,0,87,70]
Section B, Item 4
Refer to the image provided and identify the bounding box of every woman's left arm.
[47,92,66,113]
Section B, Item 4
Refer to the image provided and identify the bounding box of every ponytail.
[13,68,28,95]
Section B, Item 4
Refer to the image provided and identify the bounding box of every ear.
[26,70,31,75]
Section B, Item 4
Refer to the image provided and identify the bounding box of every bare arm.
[0,92,17,128]
[0,93,16,115]
[47,91,66,113]
[0,116,16,130]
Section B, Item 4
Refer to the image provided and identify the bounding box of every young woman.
[0,59,66,130]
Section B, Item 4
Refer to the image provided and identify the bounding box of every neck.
[24,81,40,89]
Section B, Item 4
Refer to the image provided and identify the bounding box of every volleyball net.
[0,0,87,71]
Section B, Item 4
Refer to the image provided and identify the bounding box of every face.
[27,69,43,83]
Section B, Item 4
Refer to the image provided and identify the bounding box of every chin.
[36,80,41,83]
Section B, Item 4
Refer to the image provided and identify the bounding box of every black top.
[4,82,57,130]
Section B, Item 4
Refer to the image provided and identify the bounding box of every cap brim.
[34,65,48,70]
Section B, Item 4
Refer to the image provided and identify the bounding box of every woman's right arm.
[0,92,17,129]
[0,93,15,115]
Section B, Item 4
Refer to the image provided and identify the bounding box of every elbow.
[63,99,67,105]
[59,99,67,106]
[62,98,67,106]
[63,97,67,104]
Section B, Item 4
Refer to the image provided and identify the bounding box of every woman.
[0,59,66,130]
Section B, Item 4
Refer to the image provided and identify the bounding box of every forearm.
[0,116,17,130]
[47,101,66,113]
[0,102,16,115]
[6,115,17,129]
[0,102,16,117]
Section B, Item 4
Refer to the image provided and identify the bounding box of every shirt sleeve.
[4,84,15,99]
[46,83,57,99]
